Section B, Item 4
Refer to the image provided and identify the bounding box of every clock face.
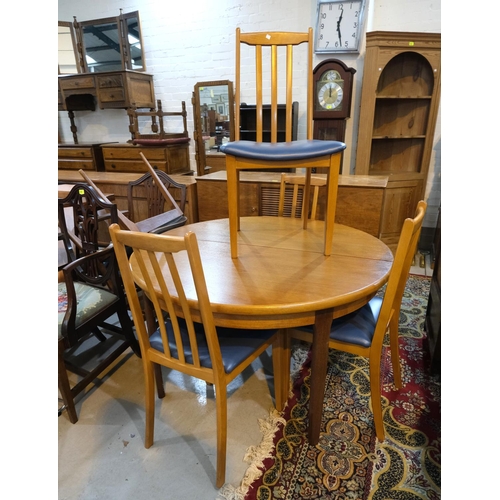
[317,82,344,110]
[315,0,365,53]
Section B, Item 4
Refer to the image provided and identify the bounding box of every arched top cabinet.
[355,31,440,249]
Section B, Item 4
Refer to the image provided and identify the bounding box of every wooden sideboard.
[58,170,198,225]
[101,143,192,175]
[195,171,389,239]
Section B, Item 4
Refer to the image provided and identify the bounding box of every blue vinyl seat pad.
[299,296,383,348]
[220,140,346,161]
[149,317,276,374]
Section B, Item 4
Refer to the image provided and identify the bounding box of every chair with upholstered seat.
[220,28,346,258]
[278,173,327,219]
[109,223,285,488]
[287,200,427,441]
[58,184,141,423]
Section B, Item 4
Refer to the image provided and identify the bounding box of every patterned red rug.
[221,275,440,500]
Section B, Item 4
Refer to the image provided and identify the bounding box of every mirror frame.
[58,21,82,75]
[193,80,235,176]
[59,10,146,74]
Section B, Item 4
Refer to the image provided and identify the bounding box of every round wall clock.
[315,0,366,54]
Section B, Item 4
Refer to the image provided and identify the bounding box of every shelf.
[376,95,432,99]
[372,135,426,139]
[239,102,298,142]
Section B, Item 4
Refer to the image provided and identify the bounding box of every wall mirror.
[192,80,234,176]
[58,10,146,74]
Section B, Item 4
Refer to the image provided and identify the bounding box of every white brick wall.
[58,0,441,225]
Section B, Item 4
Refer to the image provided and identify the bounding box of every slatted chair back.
[235,29,313,142]
[127,169,187,234]
[278,173,327,219]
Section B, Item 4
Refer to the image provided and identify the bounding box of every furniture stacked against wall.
[58,170,198,225]
[195,171,389,240]
[355,31,441,250]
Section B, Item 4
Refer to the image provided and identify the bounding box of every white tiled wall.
[58,0,441,226]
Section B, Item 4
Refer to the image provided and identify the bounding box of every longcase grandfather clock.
[313,58,356,143]
[313,59,355,173]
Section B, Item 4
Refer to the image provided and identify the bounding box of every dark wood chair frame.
[58,183,140,423]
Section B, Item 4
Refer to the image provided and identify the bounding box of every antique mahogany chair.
[220,28,346,258]
[288,200,427,441]
[278,173,327,219]
[127,169,188,234]
[109,224,285,488]
[58,184,140,423]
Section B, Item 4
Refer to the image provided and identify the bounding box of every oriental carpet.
[219,275,440,500]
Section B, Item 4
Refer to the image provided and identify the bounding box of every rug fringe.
[217,408,286,500]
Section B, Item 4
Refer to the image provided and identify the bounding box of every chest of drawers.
[102,142,191,174]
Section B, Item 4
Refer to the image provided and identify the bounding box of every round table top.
[133,217,393,329]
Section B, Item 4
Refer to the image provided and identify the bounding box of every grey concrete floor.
[58,342,278,500]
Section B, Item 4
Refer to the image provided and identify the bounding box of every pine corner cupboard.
[356,31,441,250]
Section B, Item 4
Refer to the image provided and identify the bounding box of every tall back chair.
[288,200,427,441]
[58,184,140,423]
[127,169,187,234]
[109,224,284,488]
[220,28,346,258]
[278,173,327,219]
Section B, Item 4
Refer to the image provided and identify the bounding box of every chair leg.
[118,306,141,358]
[143,296,164,398]
[214,382,228,489]
[272,329,290,411]
[144,360,156,449]
[369,356,385,442]
[58,340,78,423]
[389,315,402,389]
[154,363,165,399]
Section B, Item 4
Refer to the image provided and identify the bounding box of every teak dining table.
[130,216,393,445]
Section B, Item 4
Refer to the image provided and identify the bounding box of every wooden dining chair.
[220,28,346,258]
[109,224,286,488]
[127,169,188,234]
[58,184,141,423]
[278,173,327,219]
[287,200,427,442]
